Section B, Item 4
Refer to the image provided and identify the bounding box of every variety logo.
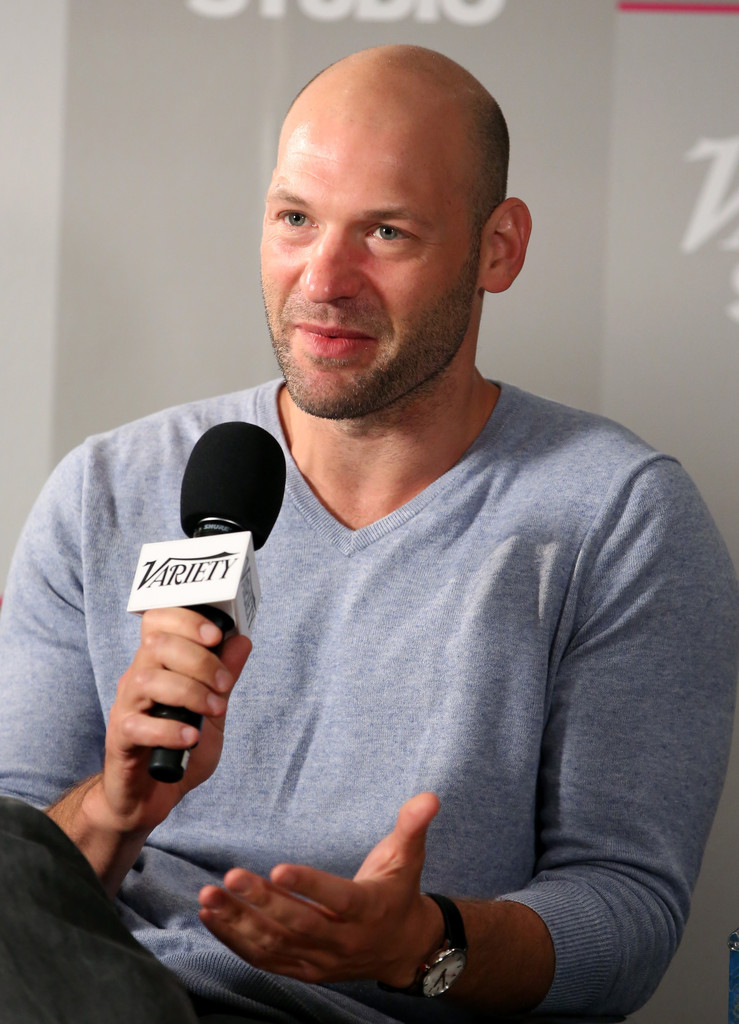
[188,0,506,25]
[681,136,739,325]
[135,551,239,590]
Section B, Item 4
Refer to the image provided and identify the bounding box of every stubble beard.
[263,245,481,422]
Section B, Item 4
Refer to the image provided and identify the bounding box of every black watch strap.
[425,892,467,952]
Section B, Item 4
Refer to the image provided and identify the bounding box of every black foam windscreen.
[180,422,286,549]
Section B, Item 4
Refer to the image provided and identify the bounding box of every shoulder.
[492,383,662,470]
[54,381,282,483]
[86,379,282,460]
[35,381,285,543]
[477,386,738,599]
[483,383,685,525]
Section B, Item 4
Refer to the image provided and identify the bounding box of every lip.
[295,322,377,358]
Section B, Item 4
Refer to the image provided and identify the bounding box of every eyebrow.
[265,187,433,228]
[265,187,308,207]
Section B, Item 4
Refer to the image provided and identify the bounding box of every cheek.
[380,279,431,325]
[261,237,304,288]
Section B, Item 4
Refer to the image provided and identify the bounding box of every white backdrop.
[1,2,738,1020]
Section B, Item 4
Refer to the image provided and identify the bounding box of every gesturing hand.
[198,792,443,986]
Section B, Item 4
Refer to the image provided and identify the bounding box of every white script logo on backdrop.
[188,0,506,24]
[681,136,739,325]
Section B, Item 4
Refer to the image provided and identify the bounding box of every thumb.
[393,792,441,853]
[355,793,440,882]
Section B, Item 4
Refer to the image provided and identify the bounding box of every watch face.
[421,949,467,997]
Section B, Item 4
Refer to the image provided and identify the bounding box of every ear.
[477,198,532,294]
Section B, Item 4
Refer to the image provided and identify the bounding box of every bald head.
[283,45,509,236]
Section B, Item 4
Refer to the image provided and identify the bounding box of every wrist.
[48,774,150,896]
[81,775,146,838]
[417,891,447,967]
[379,892,445,989]
[379,893,468,998]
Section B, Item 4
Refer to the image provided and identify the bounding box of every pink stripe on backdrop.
[619,2,739,11]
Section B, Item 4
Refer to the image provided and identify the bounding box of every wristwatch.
[379,892,468,998]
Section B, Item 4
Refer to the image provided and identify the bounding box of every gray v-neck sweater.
[0,380,735,1022]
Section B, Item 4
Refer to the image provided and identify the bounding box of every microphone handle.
[147,604,235,783]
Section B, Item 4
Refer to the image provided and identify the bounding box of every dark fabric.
[197,1017,294,1023]
[0,796,199,1024]
[189,995,282,1021]
[191,995,302,1019]
[189,994,304,1022]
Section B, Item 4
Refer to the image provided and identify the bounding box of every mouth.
[294,322,377,359]
[297,322,375,341]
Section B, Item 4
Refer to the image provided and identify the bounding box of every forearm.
[448,897,554,1014]
[46,774,150,898]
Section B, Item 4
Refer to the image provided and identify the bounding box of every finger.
[130,659,230,710]
[199,884,287,953]
[199,882,328,955]
[118,709,202,751]
[198,897,322,981]
[223,869,341,928]
[198,886,350,982]
[138,615,250,698]
[113,646,236,760]
[137,627,229,682]
[267,863,357,919]
[140,606,223,648]
[129,626,241,713]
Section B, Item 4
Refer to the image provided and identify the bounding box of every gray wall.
[1,1,738,1020]
[0,1,66,587]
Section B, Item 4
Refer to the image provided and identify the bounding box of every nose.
[301,230,363,303]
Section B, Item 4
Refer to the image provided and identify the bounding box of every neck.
[278,368,499,530]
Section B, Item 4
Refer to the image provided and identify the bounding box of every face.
[261,80,483,421]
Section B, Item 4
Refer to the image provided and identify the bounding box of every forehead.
[270,90,473,216]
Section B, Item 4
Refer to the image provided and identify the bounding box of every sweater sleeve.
[500,456,738,1017]
[0,446,107,807]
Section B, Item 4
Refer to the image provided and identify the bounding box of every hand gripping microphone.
[127,422,286,783]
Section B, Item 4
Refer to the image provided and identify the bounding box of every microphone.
[127,422,286,783]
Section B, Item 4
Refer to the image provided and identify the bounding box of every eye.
[373,224,403,241]
[284,212,309,227]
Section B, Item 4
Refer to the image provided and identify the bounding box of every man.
[0,44,736,1024]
